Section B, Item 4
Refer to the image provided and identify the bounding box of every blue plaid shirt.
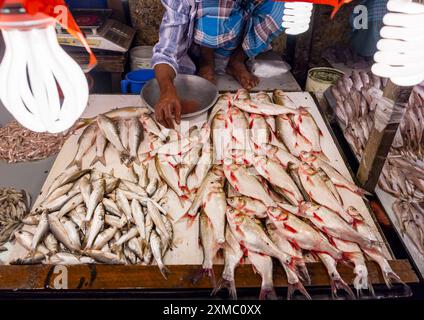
[151,0,199,75]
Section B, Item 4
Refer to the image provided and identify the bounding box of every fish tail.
[159,264,170,280]
[66,159,82,170]
[89,155,107,168]
[178,212,198,228]
[259,286,277,300]
[287,281,311,300]
[330,278,356,300]
[192,267,216,287]
[212,277,237,300]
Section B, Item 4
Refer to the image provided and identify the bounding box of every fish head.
[267,207,288,221]
[227,197,245,210]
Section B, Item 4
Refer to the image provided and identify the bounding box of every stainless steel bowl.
[141,74,219,119]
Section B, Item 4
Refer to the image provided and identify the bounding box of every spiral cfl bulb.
[372,0,424,86]
[0,15,89,133]
[282,2,313,36]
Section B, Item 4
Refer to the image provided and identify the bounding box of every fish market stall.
[0,90,418,299]
[325,74,424,278]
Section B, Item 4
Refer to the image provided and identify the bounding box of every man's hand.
[154,64,182,129]
[155,90,182,129]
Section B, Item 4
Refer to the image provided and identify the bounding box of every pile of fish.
[0,121,68,163]
[4,92,408,299]
[11,167,172,271]
[189,89,406,300]
[0,188,30,249]
[331,73,424,255]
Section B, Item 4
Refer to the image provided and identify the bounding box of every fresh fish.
[233,98,298,116]
[330,237,372,296]
[30,210,49,253]
[15,230,49,255]
[116,189,133,223]
[85,203,105,249]
[48,214,80,252]
[252,155,303,205]
[297,162,354,224]
[207,93,233,126]
[147,200,171,247]
[347,207,408,291]
[85,249,125,264]
[62,217,82,250]
[44,189,80,212]
[223,161,275,207]
[105,214,126,229]
[113,227,139,248]
[276,114,312,157]
[44,183,74,205]
[292,107,325,157]
[266,221,310,284]
[225,106,250,150]
[317,252,356,299]
[131,199,146,241]
[212,228,243,299]
[227,196,267,219]
[273,89,297,109]
[93,227,118,250]
[134,163,149,189]
[227,208,310,300]
[43,233,59,253]
[47,252,81,265]
[193,212,220,286]
[127,236,145,260]
[211,109,230,164]
[120,179,148,197]
[85,178,105,222]
[248,251,277,300]
[150,230,170,279]
[128,117,144,163]
[118,119,129,151]
[288,202,378,248]
[179,139,203,188]
[267,207,343,260]
[58,193,84,219]
[152,183,168,202]
[79,175,92,208]
[301,152,369,197]
[97,114,130,162]
[140,115,167,141]
[11,253,45,265]
[89,130,108,167]
[156,153,185,197]
[70,205,87,232]
[67,124,97,169]
[248,113,270,151]
[103,198,121,217]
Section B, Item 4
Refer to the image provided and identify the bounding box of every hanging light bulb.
[282,2,313,35]
[372,0,424,86]
[0,0,94,133]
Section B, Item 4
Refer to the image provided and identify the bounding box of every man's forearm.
[154,64,177,98]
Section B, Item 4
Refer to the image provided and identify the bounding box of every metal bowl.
[141,74,219,119]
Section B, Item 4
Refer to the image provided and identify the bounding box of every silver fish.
[93,227,118,250]
[128,117,144,163]
[85,203,105,249]
[62,217,82,250]
[30,210,49,252]
[97,114,130,161]
[150,230,169,279]
[48,215,80,252]
[90,130,108,167]
[131,199,146,241]
[86,249,125,264]
[85,178,105,222]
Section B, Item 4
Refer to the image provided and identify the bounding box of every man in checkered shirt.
[151,0,286,128]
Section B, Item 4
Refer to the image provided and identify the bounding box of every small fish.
[192,212,219,287]
[131,199,146,241]
[44,190,80,212]
[97,114,130,162]
[67,124,97,169]
[43,233,59,254]
[85,178,105,222]
[58,193,84,219]
[103,198,121,217]
[89,131,108,167]
[120,179,148,197]
[48,214,80,253]
[133,163,149,189]
[150,230,170,279]
[92,227,118,250]
[227,196,267,218]
[44,183,74,205]
[147,200,171,247]
[116,189,135,222]
[140,115,167,141]
[62,217,82,250]
[79,175,92,208]
[30,210,49,253]
[85,203,105,249]
[85,249,125,264]
[233,98,298,116]
[118,119,129,151]
[128,117,144,163]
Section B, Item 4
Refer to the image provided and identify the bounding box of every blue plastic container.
[121,69,156,94]
[66,0,108,9]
